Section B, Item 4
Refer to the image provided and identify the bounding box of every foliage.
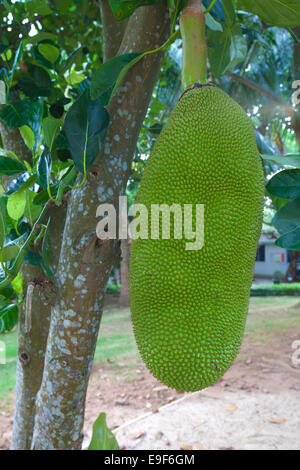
[251,283,300,296]
[106,283,121,295]
[0,1,298,346]
[266,160,300,250]
[88,412,119,450]
[237,0,300,28]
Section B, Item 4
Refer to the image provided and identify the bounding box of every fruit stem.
[180,0,207,90]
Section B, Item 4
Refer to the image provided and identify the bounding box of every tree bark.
[0,122,67,449]
[283,31,300,282]
[119,238,131,307]
[11,203,67,449]
[0,122,32,163]
[292,27,300,151]
[0,121,32,190]
[31,3,170,450]
[99,0,128,62]
[285,250,300,282]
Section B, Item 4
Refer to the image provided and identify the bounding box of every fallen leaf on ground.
[193,442,204,450]
[226,404,237,412]
[180,444,193,450]
[128,431,145,440]
[269,418,285,424]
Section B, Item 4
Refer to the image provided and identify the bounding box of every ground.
[0,297,300,450]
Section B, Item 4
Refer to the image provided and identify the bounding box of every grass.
[245,297,300,344]
[1,297,300,402]
[0,330,18,398]
[0,306,138,398]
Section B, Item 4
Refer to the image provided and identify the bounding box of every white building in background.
[254,231,290,279]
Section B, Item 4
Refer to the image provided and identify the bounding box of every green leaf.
[272,198,300,235]
[63,90,110,173]
[25,0,53,19]
[65,71,86,86]
[229,24,247,69]
[256,132,276,155]
[0,286,14,300]
[267,170,300,200]
[208,29,231,78]
[42,117,59,150]
[205,12,223,31]
[0,199,6,250]
[37,147,52,189]
[12,272,23,297]
[27,99,44,152]
[208,23,246,77]
[20,125,35,150]
[6,173,36,196]
[7,190,27,221]
[33,183,59,205]
[9,40,23,84]
[222,0,235,25]
[24,191,43,224]
[55,0,73,14]
[88,413,120,450]
[0,303,18,332]
[38,43,60,65]
[1,244,19,262]
[276,227,300,250]
[33,40,60,69]
[60,47,83,73]
[203,0,225,21]
[25,250,54,277]
[0,157,26,176]
[261,154,300,168]
[77,79,90,96]
[18,64,52,99]
[109,0,162,21]
[237,0,300,27]
[90,53,140,104]
[0,99,36,129]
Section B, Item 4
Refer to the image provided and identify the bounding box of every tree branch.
[0,123,68,450]
[99,0,128,61]
[292,27,300,151]
[11,203,68,450]
[227,71,295,118]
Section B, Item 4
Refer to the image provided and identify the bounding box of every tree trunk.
[285,251,300,282]
[0,121,67,449]
[0,122,32,163]
[11,204,67,449]
[119,238,131,308]
[99,0,128,62]
[284,30,300,282]
[31,2,170,450]
[292,27,300,151]
[0,121,32,190]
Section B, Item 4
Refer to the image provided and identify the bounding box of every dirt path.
[80,352,300,450]
[1,298,300,450]
[113,390,300,450]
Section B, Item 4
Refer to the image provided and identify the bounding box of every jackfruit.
[129,85,264,392]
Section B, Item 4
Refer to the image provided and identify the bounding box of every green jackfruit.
[129,85,264,392]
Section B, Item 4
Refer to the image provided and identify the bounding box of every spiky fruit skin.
[129,86,264,392]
